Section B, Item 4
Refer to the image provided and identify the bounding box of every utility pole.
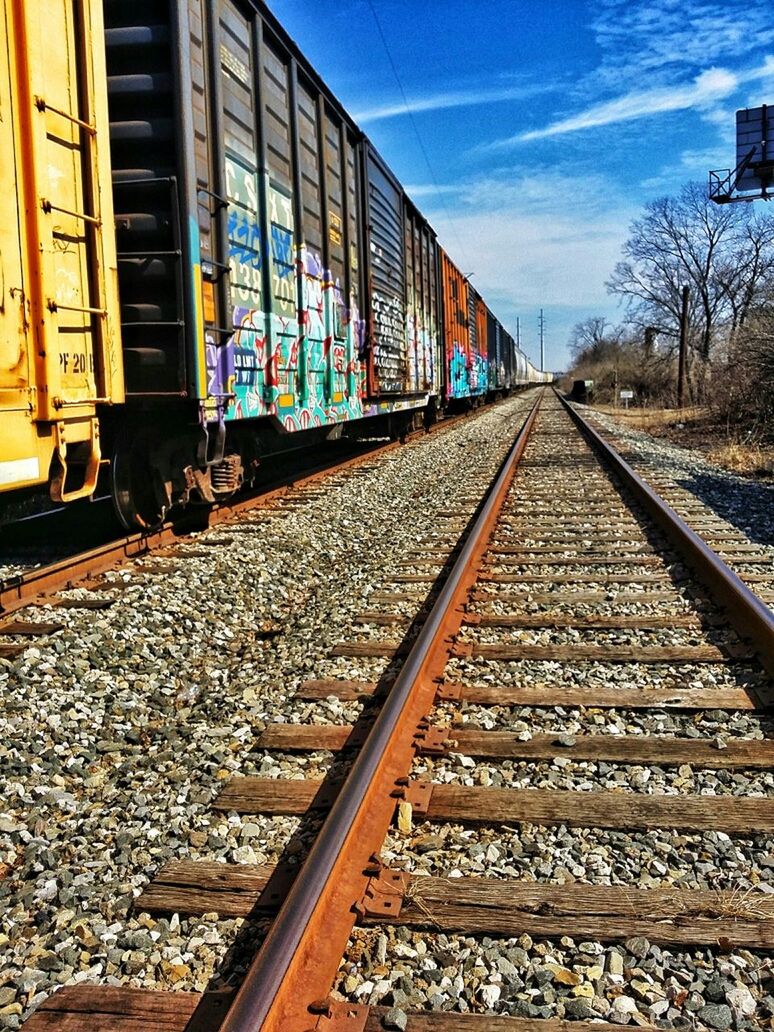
[538,309,545,371]
[677,286,690,408]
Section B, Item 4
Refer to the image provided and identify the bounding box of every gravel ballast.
[0,394,537,1026]
[331,395,774,1030]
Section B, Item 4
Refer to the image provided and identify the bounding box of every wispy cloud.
[353,82,553,124]
[406,168,635,299]
[482,57,774,149]
[402,183,464,199]
[590,0,774,88]
[414,169,638,368]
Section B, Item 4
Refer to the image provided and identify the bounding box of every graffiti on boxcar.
[406,314,436,393]
[448,343,467,399]
[226,159,263,311]
[269,190,296,314]
[372,290,405,392]
[210,163,432,430]
[469,351,488,394]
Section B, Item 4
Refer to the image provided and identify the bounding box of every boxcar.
[440,249,487,404]
[1,0,552,529]
[474,293,489,396]
[502,329,515,388]
[102,0,440,525]
[486,306,506,392]
[0,0,122,503]
[362,144,441,410]
[404,200,442,407]
[105,0,367,523]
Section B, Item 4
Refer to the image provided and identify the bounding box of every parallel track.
[0,407,482,623]
[25,390,774,1031]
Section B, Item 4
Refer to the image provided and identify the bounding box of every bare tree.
[715,212,774,347]
[607,182,774,363]
[567,320,675,405]
[569,317,619,359]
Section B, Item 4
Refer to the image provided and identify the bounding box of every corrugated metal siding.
[218,2,266,410]
[219,6,262,320]
[468,287,478,358]
[486,309,503,389]
[476,297,488,389]
[503,332,515,386]
[346,139,363,355]
[1,0,121,495]
[404,207,440,394]
[189,0,214,323]
[297,82,323,256]
[260,35,298,407]
[466,286,486,396]
[365,148,406,394]
[105,0,188,394]
[323,108,351,401]
[440,249,470,400]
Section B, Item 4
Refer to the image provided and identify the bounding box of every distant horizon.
[267,0,774,370]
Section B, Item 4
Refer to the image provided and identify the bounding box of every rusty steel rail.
[0,406,485,617]
[559,392,774,679]
[218,391,544,1032]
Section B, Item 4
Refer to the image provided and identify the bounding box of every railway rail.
[23,388,774,1031]
[0,406,483,626]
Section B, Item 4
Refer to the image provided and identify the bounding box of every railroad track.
[0,405,487,628]
[25,389,774,1031]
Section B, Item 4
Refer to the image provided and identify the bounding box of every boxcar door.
[0,1,35,488]
[365,149,407,395]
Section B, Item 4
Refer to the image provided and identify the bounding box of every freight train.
[0,0,552,530]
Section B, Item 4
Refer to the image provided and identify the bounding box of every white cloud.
[590,0,774,88]
[482,58,774,149]
[353,82,554,124]
[409,170,638,367]
[403,183,464,198]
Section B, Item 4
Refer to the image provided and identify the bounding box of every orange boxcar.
[440,249,470,400]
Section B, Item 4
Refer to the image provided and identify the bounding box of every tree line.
[568,181,774,437]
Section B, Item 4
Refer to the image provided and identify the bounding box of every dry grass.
[644,885,774,922]
[705,441,774,477]
[593,405,706,429]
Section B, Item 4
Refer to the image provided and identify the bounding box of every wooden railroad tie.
[488,544,658,556]
[466,613,708,629]
[460,643,752,663]
[467,589,694,604]
[214,776,774,833]
[24,986,658,1031]
[332,640,753,662]
[255,722,774,768]
[0,644,27,659]
[481,573,675,584]
[484,555,666,567]
[295,677,762,710]
[349,607,717,630]
[0,619,63,637]
[134,862,774,951]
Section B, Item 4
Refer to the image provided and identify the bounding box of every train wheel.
[110,428,165,531]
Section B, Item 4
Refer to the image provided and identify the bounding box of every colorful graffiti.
[205,158,438,434]
[205,161,368,431]
[469,351,488,395]
[447,343,488,400]
[406,313,436,393]
[371,290,406,393]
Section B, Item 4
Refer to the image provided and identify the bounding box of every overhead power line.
[365,0,471,269]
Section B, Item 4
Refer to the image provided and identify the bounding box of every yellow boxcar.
[0,0,123,502]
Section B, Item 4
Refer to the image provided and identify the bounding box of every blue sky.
[267,0,774,371]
